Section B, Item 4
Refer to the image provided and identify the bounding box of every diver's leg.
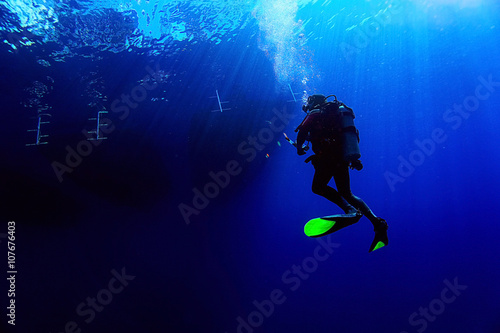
[333,164,384,227]
[311,159,356,214]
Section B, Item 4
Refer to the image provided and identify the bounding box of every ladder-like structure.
[287,84,302,103]
[210,90,231,112]
[87,110,109,141]
[26,113,51,146]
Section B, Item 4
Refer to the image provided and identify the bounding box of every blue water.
[1,0,500,332]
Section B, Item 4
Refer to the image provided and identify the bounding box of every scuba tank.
[322,95,361,163]
[338,104,361,163]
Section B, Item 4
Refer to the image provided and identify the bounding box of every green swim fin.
[369,221,389,252]
[304,213,362,238]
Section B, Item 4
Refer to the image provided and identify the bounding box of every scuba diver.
[293,94,388,251]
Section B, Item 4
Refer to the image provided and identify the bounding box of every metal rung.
[26,142,48,146]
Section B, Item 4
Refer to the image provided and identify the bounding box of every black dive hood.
[302,94,339,112]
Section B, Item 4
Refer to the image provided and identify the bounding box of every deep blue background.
[1,1,500,332]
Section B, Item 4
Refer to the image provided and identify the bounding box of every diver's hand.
[297,147,306,156]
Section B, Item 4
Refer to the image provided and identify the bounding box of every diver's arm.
[296,129,308,155]
[295,113,316,155]
[296,115,313,155]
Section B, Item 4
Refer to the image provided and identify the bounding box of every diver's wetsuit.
[296,107,381,226]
